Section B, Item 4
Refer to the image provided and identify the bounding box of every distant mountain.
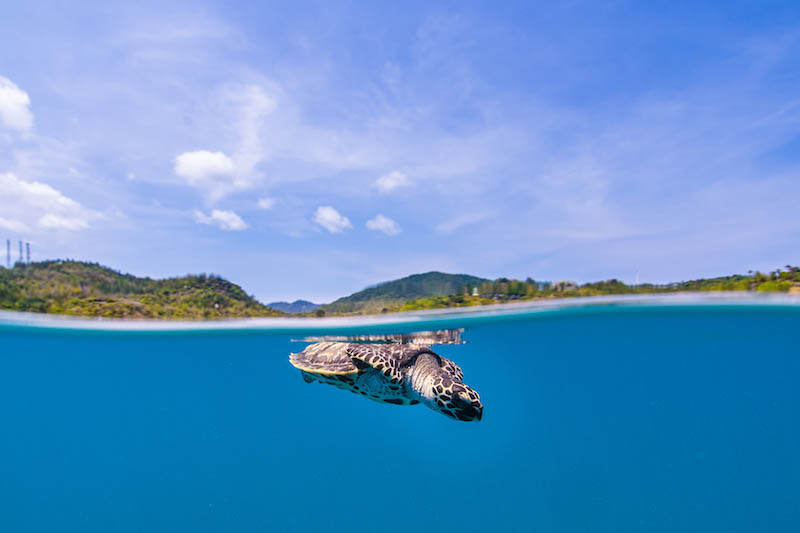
[321,271,489,314]
[267,300,320,313]
[0,260,285,319]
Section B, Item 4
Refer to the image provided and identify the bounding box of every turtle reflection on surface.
[293,328,465,345]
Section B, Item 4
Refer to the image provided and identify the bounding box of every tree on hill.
[320,271,489,314]
[0,260,284,319]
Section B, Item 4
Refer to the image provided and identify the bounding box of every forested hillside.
[0,261,285,319]
[320,271,489,314]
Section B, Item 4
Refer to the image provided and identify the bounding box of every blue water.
[1,301,799,532]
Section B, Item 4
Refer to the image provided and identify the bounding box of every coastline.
[2,291,799,333]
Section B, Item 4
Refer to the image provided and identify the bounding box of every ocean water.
[1,297,799,532]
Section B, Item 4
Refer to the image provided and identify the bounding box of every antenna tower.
[5,239,9,268]
[26,242,30,264]
[18,240,23,265]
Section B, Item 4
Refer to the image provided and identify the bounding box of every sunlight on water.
[1,298,799,532]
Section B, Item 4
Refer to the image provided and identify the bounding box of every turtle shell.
[290,342,464,380]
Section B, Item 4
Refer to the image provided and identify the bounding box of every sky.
[1,1,799,303]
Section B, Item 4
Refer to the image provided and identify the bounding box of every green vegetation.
[1,260,798,320]
[0,261,285,319]
[393,267,800,312]
[320,272,488,314]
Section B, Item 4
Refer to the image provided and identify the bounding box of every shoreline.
[2,292,799,332]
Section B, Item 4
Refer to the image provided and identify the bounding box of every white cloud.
[175,150,234,183]
[173,150,252,202]
[257,197,276,210]
[0,76,34,133]
[0,216,29,232]
[172,85,279,204]
[366,214,402,236]
[193,209,249,231]
[226,84,277,174]
[374,171,411,194]
[0,172,96,231]
[313,206,352,234]
[38,214,89,230]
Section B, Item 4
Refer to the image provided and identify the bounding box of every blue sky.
[1,1,799,302]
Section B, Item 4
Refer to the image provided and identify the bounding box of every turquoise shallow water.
[1,299,799,532]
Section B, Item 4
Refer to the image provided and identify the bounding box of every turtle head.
[432,380,483,422]
[406,351,483,421]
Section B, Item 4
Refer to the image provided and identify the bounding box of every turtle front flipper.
[346,344,402,383]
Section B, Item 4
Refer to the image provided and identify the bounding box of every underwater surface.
[1,297,799,532]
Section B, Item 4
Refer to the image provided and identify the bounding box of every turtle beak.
[462,403,482,422]
[452,394,483,422]
[468,402,483,422]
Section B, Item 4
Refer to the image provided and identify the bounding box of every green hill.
[320,271,489,314]
[0,261,285,319]
[393,268,800,312]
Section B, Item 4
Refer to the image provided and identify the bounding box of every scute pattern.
[439,357,464,381]
[346,344,405,383]
[289,341,480,420]
[430,375,483,422]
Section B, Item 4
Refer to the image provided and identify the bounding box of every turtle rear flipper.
[301,371,316,384]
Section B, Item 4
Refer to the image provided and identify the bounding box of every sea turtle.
[289,341,483,421]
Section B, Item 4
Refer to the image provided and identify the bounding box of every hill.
[393,268,800,312]
[267,300,320,313]
[320,271,489,314]
[0,261,285,319]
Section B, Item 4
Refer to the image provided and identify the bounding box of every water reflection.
[293,328,465,345]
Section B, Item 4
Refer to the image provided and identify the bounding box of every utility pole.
[5,239,9,268]
[26,242,30,263]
